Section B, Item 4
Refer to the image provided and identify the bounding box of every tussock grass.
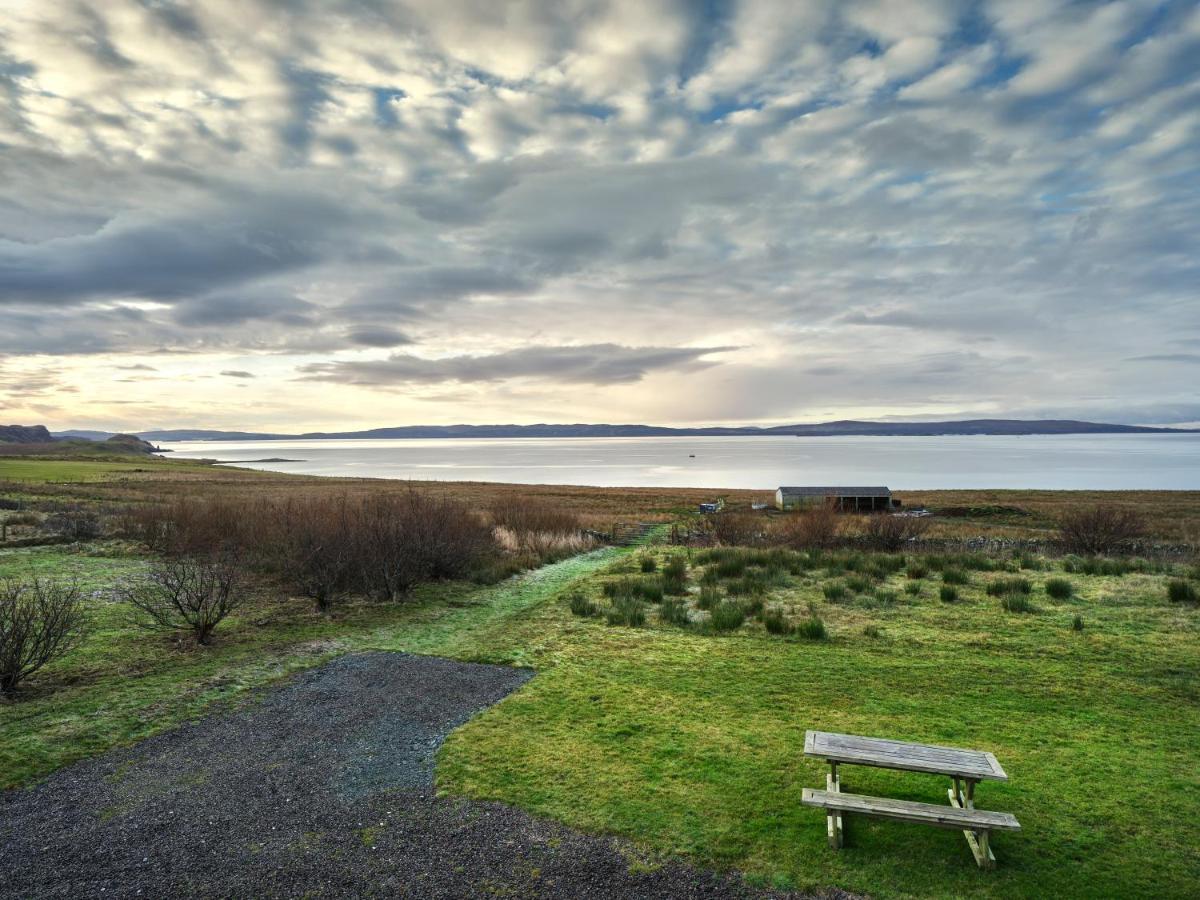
[939,585,958,603]
[1167,579,1198,604]
[708,601,746,632]
[795,617,827,640]
[987,577,1033,597]
[1000,593,1035,613]
[1045,577,1074,599]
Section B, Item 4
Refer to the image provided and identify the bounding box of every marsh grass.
[795,617,827,640]
[605,595,646,627]
[1000,593,1035,613]
[939,585,958,603]
[1045,577,1074,599]
[1167,579,1198,605]
[986,577,1033,597]
[659,597,690,627]
[708,601,746,632]
[762,607,792,635]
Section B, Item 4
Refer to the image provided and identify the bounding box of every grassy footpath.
[0,544,623,788]
[433,549,1200,899]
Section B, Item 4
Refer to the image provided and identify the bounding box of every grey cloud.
[220,370,255,378]
[297,344,736,387]
[345,327,413,348]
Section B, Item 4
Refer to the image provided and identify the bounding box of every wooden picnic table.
[802,730,1019,869]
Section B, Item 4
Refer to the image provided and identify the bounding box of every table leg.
[947,777,996,869]
[826,761,843,849]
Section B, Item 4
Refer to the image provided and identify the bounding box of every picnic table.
[801,730,1020,869]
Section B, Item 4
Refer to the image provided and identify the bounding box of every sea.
[157,434,1200,491]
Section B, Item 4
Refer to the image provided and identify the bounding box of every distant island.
[49,418,1196,443]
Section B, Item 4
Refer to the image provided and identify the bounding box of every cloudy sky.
[1,0,1198,432]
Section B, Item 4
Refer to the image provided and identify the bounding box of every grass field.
[2,460,1199,897]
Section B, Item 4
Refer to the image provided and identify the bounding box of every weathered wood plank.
[804,730,1008,781]
[801,789,1021,832]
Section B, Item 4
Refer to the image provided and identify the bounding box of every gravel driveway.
[1,653,826,899]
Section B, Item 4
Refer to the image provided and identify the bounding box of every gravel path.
[2,653,832,899]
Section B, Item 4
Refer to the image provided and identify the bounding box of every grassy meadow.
[2,457,1198,898]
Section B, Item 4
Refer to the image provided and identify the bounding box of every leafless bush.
[710,512,762,546]
[858,514,930,551]
[0,577,87,695]
[1058,505,1146,555]
[120,498,262,557]
[41,506,101,541]
[118,555,243,644]
[773,503,843,550]
[488,496,581,536]
[275,496,359,612]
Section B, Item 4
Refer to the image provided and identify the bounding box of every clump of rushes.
[696,585,722,610]
[699,567,721,586]
[873,589,898,606]
[942,569,969,586]
[903,581,922,596]
[1001,593,1034,613]
[762,608,792,635]
[845,575,872,593]
[568,592,597,617]
[823,583,848,602]
[1045,577,1074,600]
[741,596,765,618]
[727,572,769,597]
[906,563,928,580]
[1167,579,1198,604]
[939,585,958,603]
[862,624,882,639]
[1072,614,1085,632]
[709,601,746,632]
[602,577,662,603]
[986,577,1032,597]
[661,556,689,595]
[659,597,690,627]
[795,617,827,640]
[606,596,646,627]
[639,555,657,573]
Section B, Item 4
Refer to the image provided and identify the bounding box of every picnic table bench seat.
[802,788,1021,832]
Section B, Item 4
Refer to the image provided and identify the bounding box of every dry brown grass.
[3,460,1198,544]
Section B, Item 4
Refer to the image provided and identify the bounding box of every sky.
[1,0,1198,432]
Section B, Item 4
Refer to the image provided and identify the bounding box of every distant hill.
[1,424,54,443]
[2,426,160,458]
[54,418,1197,442]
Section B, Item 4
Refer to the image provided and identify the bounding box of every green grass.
[4,539,1199,898]
[0,458,208,482]
[435,552,1200,899]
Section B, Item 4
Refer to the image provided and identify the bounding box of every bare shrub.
[858,514,930,551]
[710,512,761,547]
[488,495,580,535]
[119,555,243,644]
[41,505,101,541]
[274,496,359,612]
[120,498,267,558]
[1058,505,1146,555]
[0,577,87,695]
[774,503,842,550]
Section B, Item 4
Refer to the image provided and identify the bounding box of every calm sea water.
[158,434,1200,490]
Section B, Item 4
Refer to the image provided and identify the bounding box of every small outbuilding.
[776,486,896,512]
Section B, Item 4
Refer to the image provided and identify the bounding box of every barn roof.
[777,486,892,497]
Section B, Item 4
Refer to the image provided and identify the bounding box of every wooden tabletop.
[804,730,1008,782]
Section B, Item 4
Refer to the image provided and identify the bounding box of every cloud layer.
[0,0,1197,429]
